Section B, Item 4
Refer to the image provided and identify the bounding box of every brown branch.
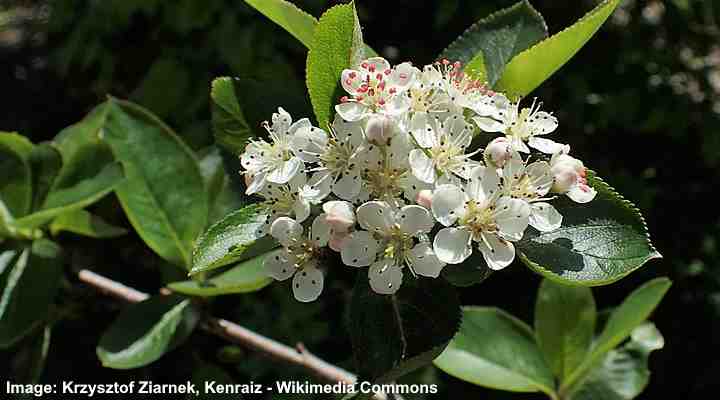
[77,269,386,400]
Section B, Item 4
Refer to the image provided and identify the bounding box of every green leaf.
[441,251,493,287]
[306,2,365,127]
[101,98,209,268]
[14,162,124,229]
[434,307,555,395]
[49,209,127,238]
[28,143,62,212]
[190,205,273,275]
[535,279,596,380]
[210,77,252,154]
[169,254,272,296]
[495,0,622,98]
[561,278,671,394]
[244,0,317,48]
[349,276,461,383]
[517,172,662,286]
[0,132,34,217]
[570,323,664,400]
[97,294,200,369]
[0,240,63,348]
[12,325,52,383]
[0,199,16,238]
[439,0,548,86]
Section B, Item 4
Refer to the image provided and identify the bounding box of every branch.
[77,269,385,400]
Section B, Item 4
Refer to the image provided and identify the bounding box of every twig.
[77,269,386,400]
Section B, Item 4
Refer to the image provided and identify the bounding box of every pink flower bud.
[328,232,350,252]
[550,153,586,193]
[484,137,512,168]
[322,201,355,233]
[416,189,433,209]
[365,115,396,144]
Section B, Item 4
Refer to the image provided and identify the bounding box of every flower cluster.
[240,57,597,302]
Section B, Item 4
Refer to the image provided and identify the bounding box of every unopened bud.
[365,115,396,144]
[550,154,584,193]
[329,232,350,252]
[484,137,512,168]
[322,201,355,233]
[416,189,433,209]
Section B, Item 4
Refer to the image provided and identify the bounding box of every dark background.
[1,0,718,398]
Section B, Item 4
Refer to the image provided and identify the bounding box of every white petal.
[389,131,413,169]
[494,197,531,240]
[267,157,302,184]
[431,184,466,226]
[293,198,310,223]
[364,57,390,73]
[335,102,368,122]
[502,152,526,184]
[567,184,597,203]
[272,107,292,135]
[291,124,327,162]
[264,249,295,281]
[332,114,365,147]
[306,171,332,201]
[467,166,500,203]
[292,264,324,302]
[509,136,530,153]
[478,233,515,270]
[388,62,416,90]
[357,201,395,233]
[311,214,331,246]
[409,149,436,184]
[368,259,403,295]
[529,203,562,232]
[528,137,565,154]
[341,68,363,95]
[399,205,435,235]
[472,116,506,132]
[400,174,432,203]
[333,172,362,200]
[410,113,435,148]
[270,217,303,247]
[529,112,558,135]
[245,171,267,195]
[433,227,472,264]
[341,230,378,267]
[525,161,553,196]
[408,243,445,278]
[240,142,265,170]
[384,95,410,116]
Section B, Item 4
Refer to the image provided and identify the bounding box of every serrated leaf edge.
[519,170,661,287]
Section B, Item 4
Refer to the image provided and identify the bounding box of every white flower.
[550,151,597,203]
[473,99,564,154]
[356,130,427,206]
[335,57,415,121]
[254,173,314,236]
[432,166,530,270]
[409,114,480,185]
[501,153,562,232]
[240,108,312,194]
[294,114,366,201]
[264,216,329,302]
[342,201,444,294]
